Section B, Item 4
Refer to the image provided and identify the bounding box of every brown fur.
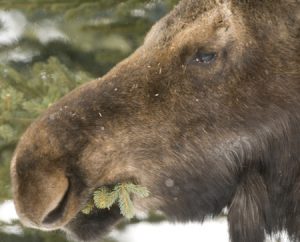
[11,1,300,241]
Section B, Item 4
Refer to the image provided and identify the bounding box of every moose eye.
[194,52,217,64]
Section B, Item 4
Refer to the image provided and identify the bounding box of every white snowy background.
[0,200,289,242]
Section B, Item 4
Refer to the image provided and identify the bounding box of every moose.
[10,0,300,241]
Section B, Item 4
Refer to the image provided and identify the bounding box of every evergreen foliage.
[82,183,150,220]
[94,187,118,210]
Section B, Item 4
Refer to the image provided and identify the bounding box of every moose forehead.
[144,0,294,50]
[145,0,234,47]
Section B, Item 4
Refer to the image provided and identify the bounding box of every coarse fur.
[10,0,300,241]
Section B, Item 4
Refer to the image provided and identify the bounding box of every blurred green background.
[0,1,178,241]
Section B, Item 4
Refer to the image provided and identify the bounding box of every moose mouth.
[40,177,144,241]
[64,193,123,242]
[40,181,123,241]
[64,204,123,242]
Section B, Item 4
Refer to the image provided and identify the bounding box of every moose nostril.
[42,182,71,225]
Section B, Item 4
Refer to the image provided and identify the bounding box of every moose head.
[11,1,300,241]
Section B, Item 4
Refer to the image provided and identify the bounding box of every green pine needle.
[117,184,134,219]
[94,187,118,209]
[81,183,150,219]
[123,183,150,198]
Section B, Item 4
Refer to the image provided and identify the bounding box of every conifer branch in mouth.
[81,183,150,219]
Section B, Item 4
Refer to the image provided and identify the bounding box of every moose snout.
[11,153,71,229]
